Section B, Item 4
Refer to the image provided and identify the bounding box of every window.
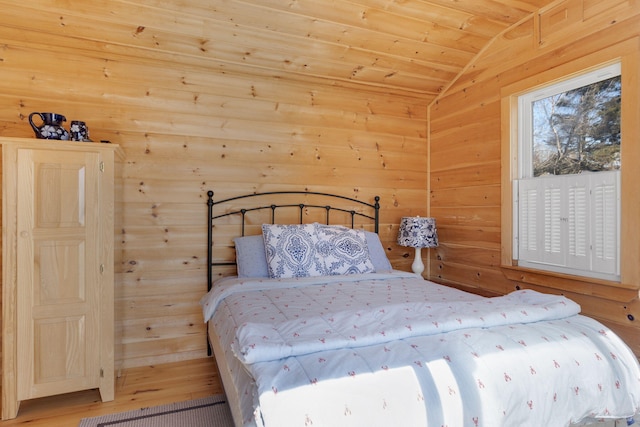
[513,63,621,280]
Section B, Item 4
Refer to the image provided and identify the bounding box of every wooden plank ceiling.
[6,0,557,103]
[181,0,557,101]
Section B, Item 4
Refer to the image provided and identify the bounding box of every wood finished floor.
[0,357,222,426]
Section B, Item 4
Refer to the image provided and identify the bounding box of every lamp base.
[411,247,425,276]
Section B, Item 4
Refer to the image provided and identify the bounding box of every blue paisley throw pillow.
[262,224,325,278]
[262,223,376,278]
[314,224,375,275]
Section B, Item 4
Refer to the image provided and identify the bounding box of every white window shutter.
[516,171,619,279]
[517,179,540,263]
[564,175,589,271]
[591,171,619,275]
[542,184,564,266]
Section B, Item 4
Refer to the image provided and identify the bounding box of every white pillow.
[314,224,375,275]
[262,223,326,278]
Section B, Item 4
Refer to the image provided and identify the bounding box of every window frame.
[513,63,621,281]
[500,38,640,292]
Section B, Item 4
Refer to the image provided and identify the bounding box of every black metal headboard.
[206,190,380,291]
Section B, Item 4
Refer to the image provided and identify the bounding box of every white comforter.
[201,272,640,427]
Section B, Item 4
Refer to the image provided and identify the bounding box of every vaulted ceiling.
[3,0,559,105]
[190,0,558,102]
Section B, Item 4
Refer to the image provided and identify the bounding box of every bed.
[201,190,640,427]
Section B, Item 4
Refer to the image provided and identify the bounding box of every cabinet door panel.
[36,240,85,305]
[35,316,86,382]
[16,148,101,400]
[36,162,86,228]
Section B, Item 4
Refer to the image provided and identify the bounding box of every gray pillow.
[364,231,392,273]
[234,235,269,278]
[234,230,391,278]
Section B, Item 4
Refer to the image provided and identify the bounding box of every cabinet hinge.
[100,264,105,274]
[100,368,104,378]
[100,161,104,172]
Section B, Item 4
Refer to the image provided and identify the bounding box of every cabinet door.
[16,148,102,400]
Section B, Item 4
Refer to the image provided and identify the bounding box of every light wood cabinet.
[1,137,121,419]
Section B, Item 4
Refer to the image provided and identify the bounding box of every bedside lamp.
[397,216,438,275]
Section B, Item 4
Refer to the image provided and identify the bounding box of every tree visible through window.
[532,75,621,177]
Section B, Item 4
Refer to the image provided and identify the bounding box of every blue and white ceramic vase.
[28,112,70,140]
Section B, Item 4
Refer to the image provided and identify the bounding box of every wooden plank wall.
[429,0,640,354]
[0,1,428,368]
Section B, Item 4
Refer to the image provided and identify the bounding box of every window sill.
[501,264,639,303]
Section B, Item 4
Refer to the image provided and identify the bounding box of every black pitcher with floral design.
[28,112,70,140]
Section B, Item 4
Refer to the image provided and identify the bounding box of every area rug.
[78,395,233,427]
